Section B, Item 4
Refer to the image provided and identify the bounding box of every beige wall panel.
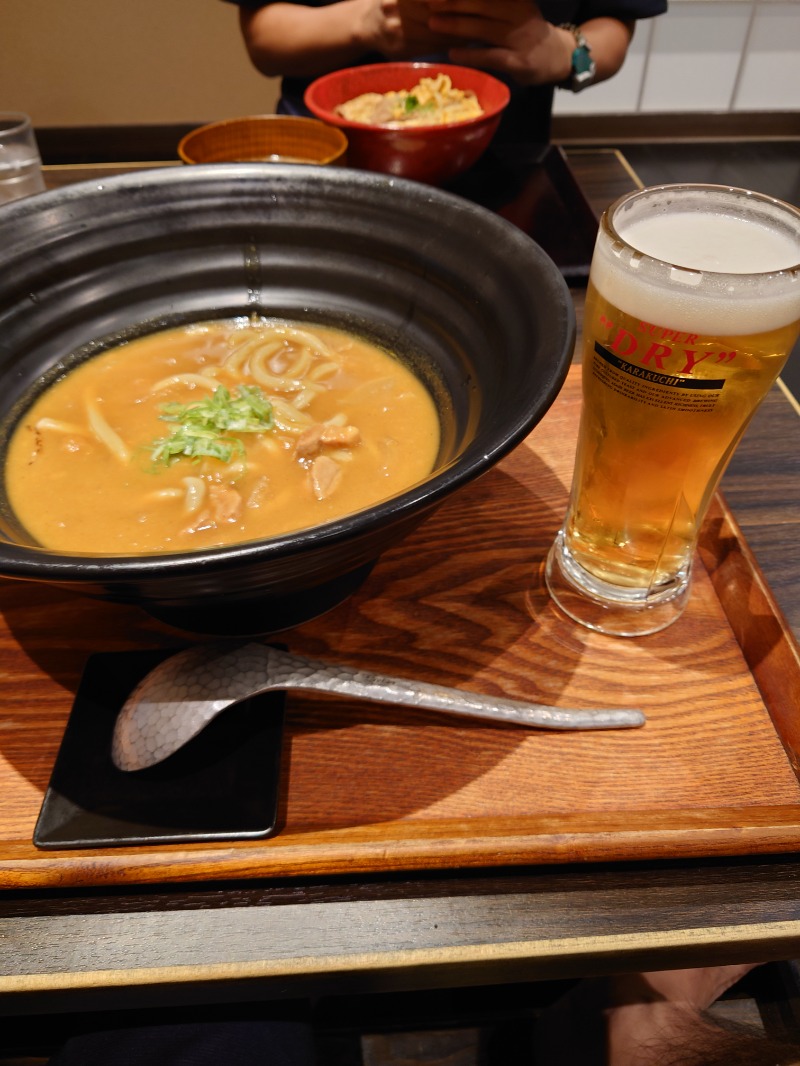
[1,0,280,126]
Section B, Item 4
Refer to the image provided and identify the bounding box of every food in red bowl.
[304,62,510,185]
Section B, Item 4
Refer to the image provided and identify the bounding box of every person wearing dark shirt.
[222,0,666,144]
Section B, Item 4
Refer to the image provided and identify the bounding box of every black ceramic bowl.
[0,165,574,634]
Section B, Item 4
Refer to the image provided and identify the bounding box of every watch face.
[571,44,597,90]
[573,46,594,76]
[559,25,597,92]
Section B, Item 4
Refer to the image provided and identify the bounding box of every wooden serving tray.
[1,365,799,889]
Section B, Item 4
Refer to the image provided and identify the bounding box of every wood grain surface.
[721,384,800,637]
[0,366,798,889]
[2,149,799,1004]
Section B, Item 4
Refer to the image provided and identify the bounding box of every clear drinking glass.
[546,183,800,637]
[0,112,46,205]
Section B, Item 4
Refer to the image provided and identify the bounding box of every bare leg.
[534,965,761,1066]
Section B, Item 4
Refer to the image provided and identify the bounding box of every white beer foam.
[621,211,799,274]
[593,199,800,335]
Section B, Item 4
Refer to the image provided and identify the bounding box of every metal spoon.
[111,643,645,771]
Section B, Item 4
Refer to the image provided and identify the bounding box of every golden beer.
[546,184,800,636]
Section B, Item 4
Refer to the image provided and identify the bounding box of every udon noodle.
[335,73,483,128]
[5,318,441,554]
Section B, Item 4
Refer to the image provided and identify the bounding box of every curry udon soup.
[5,319,441,555]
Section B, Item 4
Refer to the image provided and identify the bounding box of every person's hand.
[426,0,575,85]
[358,0,459,59]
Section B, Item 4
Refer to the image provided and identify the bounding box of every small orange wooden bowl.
[178,115,348,166]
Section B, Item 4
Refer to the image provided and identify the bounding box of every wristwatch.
[559,23,597,93]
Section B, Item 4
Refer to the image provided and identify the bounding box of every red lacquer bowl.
[305,62,510,186]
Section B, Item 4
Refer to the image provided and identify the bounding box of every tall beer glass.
[546,184,800,637]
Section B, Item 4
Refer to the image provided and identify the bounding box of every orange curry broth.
[5,319,441,554]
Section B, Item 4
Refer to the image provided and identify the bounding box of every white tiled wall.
[553,0,800,116]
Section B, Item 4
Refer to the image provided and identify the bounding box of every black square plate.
[34,649,285,849]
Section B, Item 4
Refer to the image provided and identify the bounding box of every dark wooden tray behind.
[450,144,599,283]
